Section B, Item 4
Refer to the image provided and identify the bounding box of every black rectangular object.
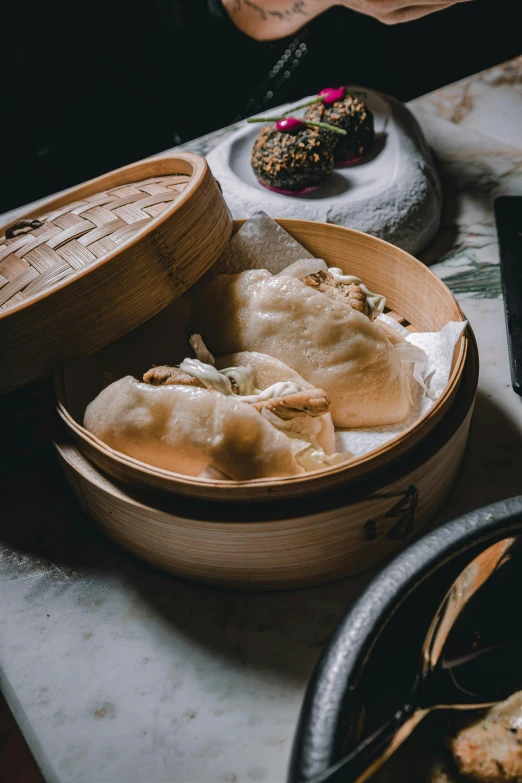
[495,196,522,396]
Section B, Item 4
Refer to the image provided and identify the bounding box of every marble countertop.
[1,58,522,783]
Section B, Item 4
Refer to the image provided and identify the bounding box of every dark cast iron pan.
[288,495,522,782]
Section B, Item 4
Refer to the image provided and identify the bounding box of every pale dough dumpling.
[83,376,305,480]
[190,270,413,428]
[214,351,335,454]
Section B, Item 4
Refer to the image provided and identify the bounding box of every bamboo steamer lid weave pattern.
[0,174,190,311]
[0,152,232,394]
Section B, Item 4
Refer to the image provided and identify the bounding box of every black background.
[1,0,520,213]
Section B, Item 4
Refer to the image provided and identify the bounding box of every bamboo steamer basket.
[49,329,478,590]
[55,220,470,503]
[0,153,232,394]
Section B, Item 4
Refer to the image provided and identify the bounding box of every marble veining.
[412,108,522,299]
[1,59,522,783]
[410,56,522,150]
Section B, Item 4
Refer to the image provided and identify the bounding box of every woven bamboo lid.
[0,152,232,394]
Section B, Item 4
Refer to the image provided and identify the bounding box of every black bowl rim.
[288,495,522,782]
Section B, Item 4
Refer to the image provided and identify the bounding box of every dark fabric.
[301,1,521,105]
[1,0,520,213]
[1,0,294,211]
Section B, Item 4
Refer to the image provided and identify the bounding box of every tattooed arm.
[222,0,471,39]
[221,0,333,40]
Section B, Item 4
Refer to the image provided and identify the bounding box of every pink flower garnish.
[276,116,305,133]
[318,86,345,105]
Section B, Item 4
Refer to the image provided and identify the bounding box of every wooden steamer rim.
[0,153,232,394]
[55,219,472,504]
[49,330,478,590]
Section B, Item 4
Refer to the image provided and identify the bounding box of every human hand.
[337,0,472,25]
[222,0,470,41]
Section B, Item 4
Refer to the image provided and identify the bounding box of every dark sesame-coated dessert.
[251,124,335,194]
[305,92,374,164]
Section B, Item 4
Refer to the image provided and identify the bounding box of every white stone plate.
[207,89,442,255]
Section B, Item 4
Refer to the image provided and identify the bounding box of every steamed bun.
[189,269,413,428]
[84,376,306,480]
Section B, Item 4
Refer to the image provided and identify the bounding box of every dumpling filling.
[141,346,347,474]
[277,258,386,318]
[84,342,350,480]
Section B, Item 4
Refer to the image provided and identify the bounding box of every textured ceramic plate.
[207,89,442,254]
[289,496,522,782]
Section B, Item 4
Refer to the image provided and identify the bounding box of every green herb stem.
[304,120,347,135]
[247,117,284,123]
[281,96,324,116]
[247,117,347,135]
